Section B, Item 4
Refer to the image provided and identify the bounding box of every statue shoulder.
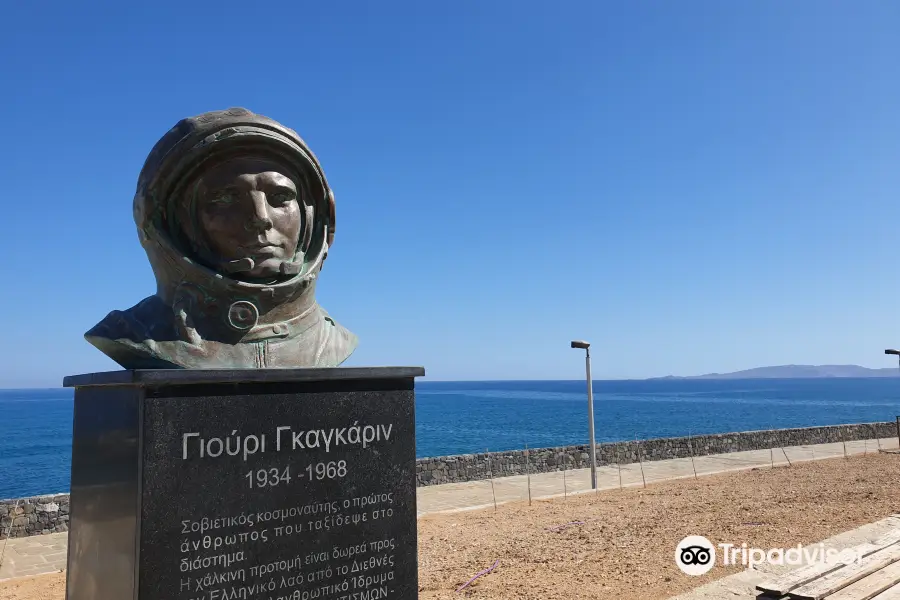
[85,296,174,343]
[84,297,181,369]
[316,312,358,367]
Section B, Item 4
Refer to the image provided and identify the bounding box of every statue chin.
[220,256,303,281]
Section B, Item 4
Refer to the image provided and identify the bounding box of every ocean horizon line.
[1,379,626,392]
[3,378,900,498]
[4,374,900,391]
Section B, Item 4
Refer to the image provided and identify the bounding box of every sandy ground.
[0,573,65,600]
[3,453,899,600]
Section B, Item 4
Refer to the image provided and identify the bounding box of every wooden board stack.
[757,529,900,600]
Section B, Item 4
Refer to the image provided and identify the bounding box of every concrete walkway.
[0,532,67,581]
[415,436,900,515]
[1,436,896,582]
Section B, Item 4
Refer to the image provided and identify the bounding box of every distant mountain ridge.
[652,364,900,380]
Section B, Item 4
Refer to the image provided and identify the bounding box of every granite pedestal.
[62,367,424,600]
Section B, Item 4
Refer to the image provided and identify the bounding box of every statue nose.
[249,213,273,231]
[246,192,273,231]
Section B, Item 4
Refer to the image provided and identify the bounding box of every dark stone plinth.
[63,367,424,600]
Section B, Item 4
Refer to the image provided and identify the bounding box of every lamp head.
[570,340,590,350]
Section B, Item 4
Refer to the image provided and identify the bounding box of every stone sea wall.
[0,494,69,539]
[2,421,896,538]
[415,420,898,486]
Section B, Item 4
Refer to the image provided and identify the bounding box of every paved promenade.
[415,436,899,515]
[1,436,896,581]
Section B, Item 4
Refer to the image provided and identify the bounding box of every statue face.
[194,157,303,279]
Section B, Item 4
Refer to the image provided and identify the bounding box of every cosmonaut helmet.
[132,108,337,331]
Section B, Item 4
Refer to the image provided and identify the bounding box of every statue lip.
[242,241,280,253]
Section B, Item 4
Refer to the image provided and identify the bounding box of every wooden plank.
[871,582,900,600]
[757,530,900,596]
[788,546,900,600]
[758,561,850,597]
[873,530,900,549]
[828,561,900,600]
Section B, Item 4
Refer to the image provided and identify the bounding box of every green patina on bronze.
[85,108,358,369]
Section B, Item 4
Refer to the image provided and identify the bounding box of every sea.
[2,378,900,500]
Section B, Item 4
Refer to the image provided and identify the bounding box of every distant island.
[651,364,900,380]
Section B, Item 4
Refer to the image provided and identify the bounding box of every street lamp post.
[886,349,900,369]
[571,340,598,489]
[886,350,900,447]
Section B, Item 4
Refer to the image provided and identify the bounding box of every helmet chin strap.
[218,257,302,276]
[221,258,255,273]
[280,261,302,275]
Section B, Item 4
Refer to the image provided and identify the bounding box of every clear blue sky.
[2,1,899,387]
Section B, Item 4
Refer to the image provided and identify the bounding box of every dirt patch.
[3,454,899,600]
[0,572,65,600]
[418,453,900,599]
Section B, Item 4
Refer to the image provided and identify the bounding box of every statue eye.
[271,192,294,205]
[211,192,236,205]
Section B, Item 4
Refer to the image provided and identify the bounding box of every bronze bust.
[85,108,358,369]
